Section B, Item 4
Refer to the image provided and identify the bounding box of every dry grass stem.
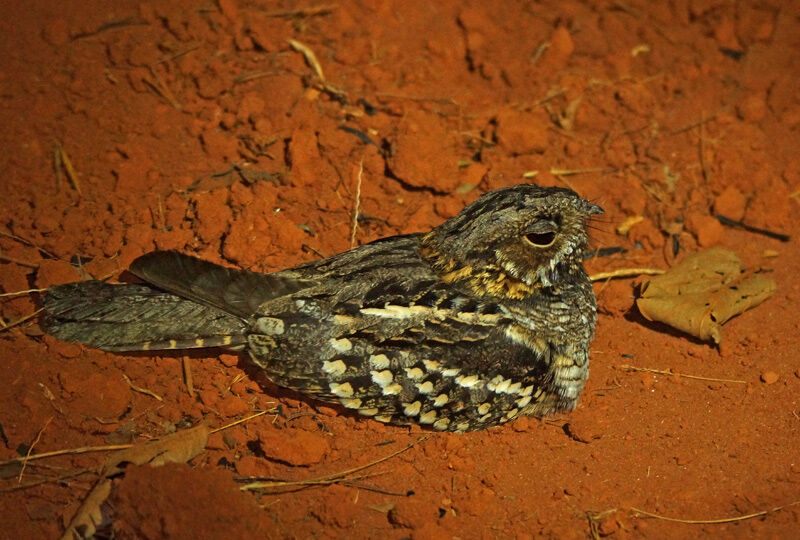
[0,308,44,333]
[630,501,800,524]
[288,39,325,80]
[122,374,163,401]
[589,268,665,281]
[621,365,746,384]
[0,230,56,258]
[155,43,199,65]
[350,159,364,248]
[0,253,40,268]
[0,444,136,467]
[587,508,618,540]
[262,4,337,18]
[234,71,280,84]
[0,469,93,492]
[55,144,82,195]
[146,66,181,109]
[182,357,195,397]
[241,436,428,491]
[18,417,53,483]
[0,288,46,298]
[375,92,457,105]
[550,167,612,176]
[210,409,275,434]
[669,112,718,135]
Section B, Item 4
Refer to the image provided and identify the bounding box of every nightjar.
[43,184,603,432]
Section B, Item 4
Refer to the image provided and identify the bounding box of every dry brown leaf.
[103,422,210,475]
[60,423,210,539]
[636,248,776,343]
[60,478,112,540]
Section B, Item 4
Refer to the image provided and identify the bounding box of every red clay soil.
[1,1,799,538]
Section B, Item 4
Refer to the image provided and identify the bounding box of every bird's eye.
[525,232,556,247]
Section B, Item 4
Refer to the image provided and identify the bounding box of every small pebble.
[761,371,779,384]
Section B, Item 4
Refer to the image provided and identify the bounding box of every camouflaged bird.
[43,184,603,432]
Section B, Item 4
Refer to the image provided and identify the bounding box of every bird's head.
[420,184,603,298]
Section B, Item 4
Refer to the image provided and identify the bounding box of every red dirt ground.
[2,1,799,538]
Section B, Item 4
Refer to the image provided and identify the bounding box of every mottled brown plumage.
[43,184,602,432]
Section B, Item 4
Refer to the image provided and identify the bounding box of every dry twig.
[0,410,271,468]
[630,501,800,524]
[183,357,195,397]
[0,288,46,298]
[0,253,39,268]
[288,39,325,80]
[241,436,427,491]
[375,92,457,105]
[55,143,82,195]
[18,418,53,483]
[589,268,665,281]
[261,4,337,18]
[0,469,93,492]
[550,166,613,176]
[122,374,163,401]
[350,160,364,248]
[0,308,44,333]
[620,365,746,384]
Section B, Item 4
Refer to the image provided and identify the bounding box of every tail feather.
[129,251,310,318]
[42,281,248,352]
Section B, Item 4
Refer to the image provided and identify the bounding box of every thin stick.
[0,253,39,268]
[0,288,46,298]
[630,501,800,524]
[261,4,337,18]
[620,365,746,384]
[241,436,427,491]
[374,92,458,105]
[210,409,274,434]
[589,268,664,281]
[54,145,63,190]
[0,230,57,258]
[154,43,199,65]
[233,71,280,84]
[0,308,44,333]
[182,357,195,397]
[287,39,325,81]
[698,111,708,182]
[1,469,94,493]
[550,167,613,176]
[0,410,276,469]
[122,374,163,401]
[669,113,718,135]
[0,444,135,467]
[146,67,181,109]
[56,144,82,196]
[18,418,53,483]
[350,159,363,248]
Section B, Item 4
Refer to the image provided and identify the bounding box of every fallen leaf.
[60,479,112,540]
[60,423,210,539]
[636,248,776,343]
[103,422,210,475]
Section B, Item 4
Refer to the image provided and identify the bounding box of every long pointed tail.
[42,281,248,352]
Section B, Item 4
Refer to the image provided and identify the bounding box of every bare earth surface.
[1,1,799,538]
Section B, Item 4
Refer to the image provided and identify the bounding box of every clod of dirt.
[255,426,329,466]
[686,213,725,247]
[113,463,270,539]
[62,423,210,539]
[636,248,776,343]
[714,186,748,221]
[760,371,779,384]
